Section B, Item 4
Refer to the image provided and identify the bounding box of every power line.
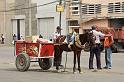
[1,1,116,13]
[0,0,58,12]
[9,3,25,8]
[2,1,123,13]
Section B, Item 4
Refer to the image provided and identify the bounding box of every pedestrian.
[68,29,77,48]
[39,34,43,38]
[1,34,5,44]
[103,29,114,69]
[53,26,63,69]
[20,35,24,40]
[53,26,62,43]
[89,25,105,70]
[12,34,17,45]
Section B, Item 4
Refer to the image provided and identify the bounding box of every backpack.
[88,31,96,47]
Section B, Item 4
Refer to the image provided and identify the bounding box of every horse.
[54,32,91,73]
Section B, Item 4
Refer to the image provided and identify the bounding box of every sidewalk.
[0,43,14,47]
[0,44,7,47]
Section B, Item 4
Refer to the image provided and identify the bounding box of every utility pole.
[79,1,82,24]
[59,0,62,35]
[17,19,20,40]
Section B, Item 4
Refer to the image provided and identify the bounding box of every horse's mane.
[79,33,89,45]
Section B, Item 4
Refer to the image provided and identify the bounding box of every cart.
[15,41,54,72]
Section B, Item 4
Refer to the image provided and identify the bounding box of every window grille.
[108,2,124,13]
[81,4,101,15]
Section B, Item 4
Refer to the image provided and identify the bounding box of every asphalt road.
[0,46,124,82]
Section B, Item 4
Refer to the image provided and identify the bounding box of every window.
[108,3,114,13]
[88,5,95,14]
[70,2,79,15]
[81,4,101,15]
[72,11,79,15]
[82,4,87,14]
[115,2,121,12]
[122,2,124,12]
[108,2,124,13]
[72,7,78,10]
[95,4,101,14]
[68,20,79,26]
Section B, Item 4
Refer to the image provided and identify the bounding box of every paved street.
[0,46,124,82]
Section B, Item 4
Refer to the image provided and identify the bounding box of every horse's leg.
[77,51,81,73]
[73,51,77,73]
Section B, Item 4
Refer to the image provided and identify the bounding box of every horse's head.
[77,32,96,49]
[79,32,91,45]
[72,33,90,49]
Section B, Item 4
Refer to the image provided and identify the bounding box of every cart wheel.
[15,53,30,72]
[38,58,52,70]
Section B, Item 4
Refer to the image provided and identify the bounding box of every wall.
[0,0,15,45]
[36,0,67,35]
[15,0,37,36]
[82,19,108,30]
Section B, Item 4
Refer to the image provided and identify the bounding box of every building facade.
[13,0,37,40]
[67,0,124,33]
[0,0,15,45]
[36,0,67,40]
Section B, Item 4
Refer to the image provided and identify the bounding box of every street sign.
[56,4,64,12]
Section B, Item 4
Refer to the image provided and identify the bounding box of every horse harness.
[54,34,87,49]
[74,34,87,49]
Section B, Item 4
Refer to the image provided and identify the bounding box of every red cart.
[15,41,54,72]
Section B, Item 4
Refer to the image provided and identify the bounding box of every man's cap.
[57,26,62,30]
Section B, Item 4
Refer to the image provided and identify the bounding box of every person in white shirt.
[89,25,105,70]
[53,26,63,70]
[53,26,61,43]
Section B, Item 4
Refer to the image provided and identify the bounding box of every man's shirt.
[92,30,105,44]
[53,32,61,40]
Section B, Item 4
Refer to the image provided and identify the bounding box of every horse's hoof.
[56,69,61,73]
[59,65,64,69]
[73,71,77,74]
[79,71,83,74]
[92,70,98,72]
[78,68,81,73]
[73,68,76,73]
